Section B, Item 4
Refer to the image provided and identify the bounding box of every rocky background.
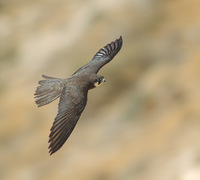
[1,0,200,179]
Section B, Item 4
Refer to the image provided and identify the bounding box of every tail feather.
[34,75,65,107]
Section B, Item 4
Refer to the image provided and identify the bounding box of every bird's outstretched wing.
[73,36,123,75]
[48,85,87,155]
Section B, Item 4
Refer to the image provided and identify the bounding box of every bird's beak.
[102,78,106,82]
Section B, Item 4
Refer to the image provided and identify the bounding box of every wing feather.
[73,36,123,75]
[48,86,87,155]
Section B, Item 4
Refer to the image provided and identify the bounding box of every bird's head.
[89,75,106,89]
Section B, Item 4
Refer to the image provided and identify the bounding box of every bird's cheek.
[94,82,103,88]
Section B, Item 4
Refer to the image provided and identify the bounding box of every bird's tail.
[34,75,65,107]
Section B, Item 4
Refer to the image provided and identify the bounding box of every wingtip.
[48,146,59,156]
[49,150,54,156]
[49,148,53,155]
[117,36,123,49]
[112,36,122,53]
[48,144,55,155]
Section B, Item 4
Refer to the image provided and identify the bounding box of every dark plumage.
[34,36,123,155]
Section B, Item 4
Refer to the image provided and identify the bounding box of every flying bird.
[34,36,123,155]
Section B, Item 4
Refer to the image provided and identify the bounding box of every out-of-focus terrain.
[1,0,200,179]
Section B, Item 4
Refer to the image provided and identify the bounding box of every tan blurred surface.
[1,0,200,179]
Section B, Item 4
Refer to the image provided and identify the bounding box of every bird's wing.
[48,85,87,155]
[73,36,123,75]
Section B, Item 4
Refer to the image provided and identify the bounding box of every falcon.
[34,36,123,155]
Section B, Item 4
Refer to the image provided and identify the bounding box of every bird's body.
[34,36,123,155]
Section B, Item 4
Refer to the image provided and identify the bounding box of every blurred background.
[1,0,200,179]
